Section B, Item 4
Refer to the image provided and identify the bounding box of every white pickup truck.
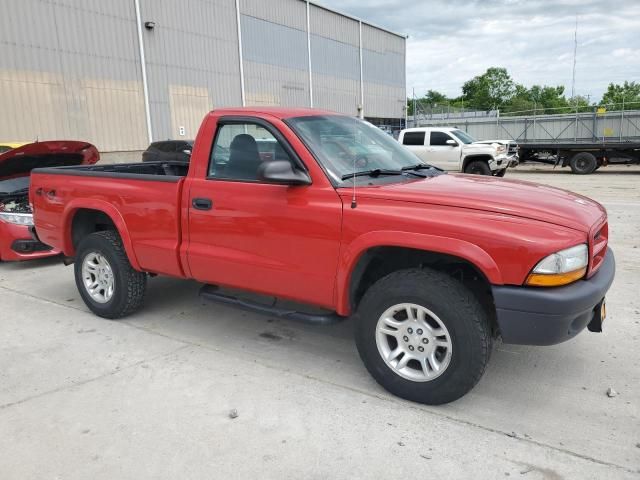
[398,127,514,176]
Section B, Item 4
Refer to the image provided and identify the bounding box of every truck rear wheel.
[464,160,491,175]
[354,268,492,405]
[74,230,146,319]
[569,152,597,174]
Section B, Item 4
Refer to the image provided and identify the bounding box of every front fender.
[335,231,502,316]
[61,199,142,271]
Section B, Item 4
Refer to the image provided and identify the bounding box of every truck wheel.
[355,268,492,405]
[569,152,597,174]
[74,230,146,319]
[464,160,491,175]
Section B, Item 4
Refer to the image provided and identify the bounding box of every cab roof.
[208,107,341,120]
[401,127,458,133]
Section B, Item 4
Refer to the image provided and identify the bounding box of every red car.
[0,141,99,261]
[30,108,614,404]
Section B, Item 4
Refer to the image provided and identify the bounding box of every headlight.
[0,212,34,226]
[496,145,506,153]
[525,244,588,287]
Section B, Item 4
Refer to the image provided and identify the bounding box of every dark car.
[142,140,193,163]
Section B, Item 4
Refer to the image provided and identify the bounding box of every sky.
[318,0,640,102]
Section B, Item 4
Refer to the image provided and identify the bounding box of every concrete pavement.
[1,166,639,479]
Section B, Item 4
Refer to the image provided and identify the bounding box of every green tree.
[600,81,640,107]
[529,85,571,113]
[461,67,516,110]
[568,95,592,113]
[407,90,451,115]
[423,90,448,106]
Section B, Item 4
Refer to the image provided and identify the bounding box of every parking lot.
[1,165,639,479]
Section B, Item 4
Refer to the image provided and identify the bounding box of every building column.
[306,1,313,108]
[235,0,246,107]
[134,0,153,143]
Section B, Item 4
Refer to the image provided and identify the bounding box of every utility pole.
[570,15,578,101]
[413,88,417,127]
[620,96,625,141]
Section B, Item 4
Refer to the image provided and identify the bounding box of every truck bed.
[30,161,189,278]
[32,161,190,180]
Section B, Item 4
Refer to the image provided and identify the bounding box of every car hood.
[474,140,513,145]
[463,142,497,151]
[0,140,99,180]
[343,173,606,232]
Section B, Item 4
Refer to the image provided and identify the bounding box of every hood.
[344,174,606,232]
[463,142,497,151]
[0,140,99,180]
[474,140,514,144]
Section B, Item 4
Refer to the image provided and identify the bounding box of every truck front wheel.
[74,230,147,319]
[355,268,492,405]
[464,160,491,175]
[569,152,597,174]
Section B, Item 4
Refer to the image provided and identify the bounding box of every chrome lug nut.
[407,328,413,334]
[418,346,424,352]
[417,329,423,335]
[422,338,429,344]
[408,345,414,351]
[403,336,409,342]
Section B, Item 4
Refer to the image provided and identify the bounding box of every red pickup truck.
[30,107,615,404]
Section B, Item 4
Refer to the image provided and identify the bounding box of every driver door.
[185,118,343,309]
[427,131,461,170]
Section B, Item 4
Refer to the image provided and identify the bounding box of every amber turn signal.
[525,267,587,287]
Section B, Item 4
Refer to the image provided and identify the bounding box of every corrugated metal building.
[0,0,406,152]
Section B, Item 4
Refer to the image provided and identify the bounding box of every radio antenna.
[570,15,578,101]
[351,117,358,208]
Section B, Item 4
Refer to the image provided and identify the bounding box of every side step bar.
[199,285,344,326]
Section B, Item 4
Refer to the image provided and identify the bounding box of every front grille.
[588,219,608,277]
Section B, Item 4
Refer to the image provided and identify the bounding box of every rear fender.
[336,231,502,316]
[61,199,141,271]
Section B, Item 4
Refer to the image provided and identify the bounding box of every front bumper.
[488,154,510,171]
[492,248,615,346]
[0,221,58,261]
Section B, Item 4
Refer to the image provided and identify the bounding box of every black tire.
[464,160,492,175]
[355,268,492,405]
[569,152,597,174]
[494,168,507,177]
[74,230,146,319]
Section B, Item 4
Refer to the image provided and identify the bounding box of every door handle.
[192,198,213,210]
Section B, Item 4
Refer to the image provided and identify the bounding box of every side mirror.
[257,160,311,185]
[182,149,192,155]
[446,139,458,147]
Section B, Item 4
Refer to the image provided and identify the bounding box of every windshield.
[287,115,429,184]
[451,130,476,144]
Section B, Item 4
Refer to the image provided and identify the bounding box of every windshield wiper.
[401,163,437,172]
[341,169,404,180]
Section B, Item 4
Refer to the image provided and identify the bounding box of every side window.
[430,132,455,146]
[156,142,176,152]
[402,131,425,146]
[209,123,294,181]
